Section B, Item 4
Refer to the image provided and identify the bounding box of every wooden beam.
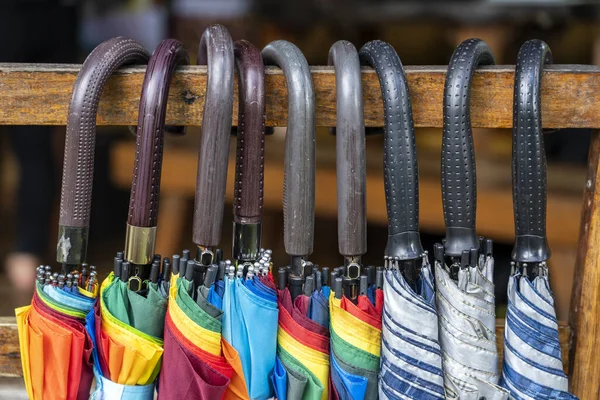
[0,63,599,128]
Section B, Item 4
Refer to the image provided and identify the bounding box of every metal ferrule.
[344,256,362,279]
[57,225,89,265]
[196,245,215,266]
[124,224,157,265]
[233,222,262,262]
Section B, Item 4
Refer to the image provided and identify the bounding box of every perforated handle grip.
[233,40,265,225]
[512,39,552,263]
[441,38,495,257]
[329,40,366,258]
[261,40,316,257]
[57,37,149,264]
[192,25,235,248]
[360,40,423,260]
[128,39,189,228]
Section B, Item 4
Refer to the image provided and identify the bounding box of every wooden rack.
[0,63,598,398]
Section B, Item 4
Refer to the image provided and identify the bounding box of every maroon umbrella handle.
[192,25,235,263]
[124,39,189,266]
[232,40,266,262]
[57,37,150,266]
[441,38,495,258]
[512,40,552,264]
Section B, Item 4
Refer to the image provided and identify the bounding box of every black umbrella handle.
[192,25,235,251]
[329,40,367,259]
[512,40,552,263]
[125,39,189,266]
[57,37,150,265]
[261,40,316,260]
[359,40,423,260]
[441,38,495,257]
[232,40,266,261]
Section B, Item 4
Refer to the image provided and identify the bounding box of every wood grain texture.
[1,63,600,128]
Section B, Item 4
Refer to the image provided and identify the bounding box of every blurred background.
[0,0,598,325]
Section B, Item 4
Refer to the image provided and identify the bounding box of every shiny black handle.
[512,39,552,263]
[442,38,495,257]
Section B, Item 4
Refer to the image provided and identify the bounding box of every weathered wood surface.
[0,63,599,128]
[569,130,600,399]
[0,316,570,378]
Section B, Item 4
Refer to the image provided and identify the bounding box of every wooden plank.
[0,63,599,128]
[569,130,600,399]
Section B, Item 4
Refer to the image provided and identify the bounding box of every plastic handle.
[512,39,552,263]
[359,40,423,260]
[261,40,316,257]
[233,40,266,225]
[192,25,235,248]
[128,39,189,227]
[328,40,367,258]
[441,38,495,257]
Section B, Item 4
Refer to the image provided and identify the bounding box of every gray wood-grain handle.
[192,25,235,248]
[329,40,366,258]
[512,39,552,263]
[261,40,316,257]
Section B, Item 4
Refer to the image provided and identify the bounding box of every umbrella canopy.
[359,39,444,400]
[16,36,150,400]
[435,38,509,399]
[500,39,577,399]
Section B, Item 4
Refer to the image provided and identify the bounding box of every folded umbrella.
[16,36,150,400]
[435,38,509,399]
[500,39,577,399]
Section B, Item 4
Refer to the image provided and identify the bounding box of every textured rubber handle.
[60,37,149,229]
[233,40,265,225]
[512,39,552,263]
[442,38,495,257]
[329,40,366,258]
[192,25,235,248]
[128,39,189,227]
[261,40,316,257]
[359,40,423,260]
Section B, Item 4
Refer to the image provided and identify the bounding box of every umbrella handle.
[512,40,552,263]
[261,40,316,264]
[232,40,266,262]
[329,40,367,262]
[124,39,189,266]
[192,24,235,257]
[58,37,150,266]
[359,40,423,261]
[441,38,495,257]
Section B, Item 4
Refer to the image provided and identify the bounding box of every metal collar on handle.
[58,37,150,266]
[512,39,553,264]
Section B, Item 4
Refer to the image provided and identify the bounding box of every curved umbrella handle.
[359,40,423,261]
[58,37,149,266]
[512,40,552,264]
[124,39,189,266]
[261,40,316,266]
[192,24,235,261]
[441,38,495,257]
[232,39,266,262]
[328,40,366,264]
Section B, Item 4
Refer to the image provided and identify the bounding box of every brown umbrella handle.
[232,40,266,262]
[124,39,189,265]
[57,37,149,265]
[192,25,235,257]
[441,38,495,257]
[512,40,552,263]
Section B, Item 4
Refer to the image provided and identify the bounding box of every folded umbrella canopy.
[434,38,509,399]
[500,39,577,399]
[16,36,150,400]
[359,39,445,400]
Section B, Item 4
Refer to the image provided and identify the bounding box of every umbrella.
[261,39,331,400]
[435,38,509,399]
[358,39,445,400]
[15,36,150,400]
[500,39,577,399]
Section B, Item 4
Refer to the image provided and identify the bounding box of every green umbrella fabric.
[278,346,324,400]
[176,279,222,333]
